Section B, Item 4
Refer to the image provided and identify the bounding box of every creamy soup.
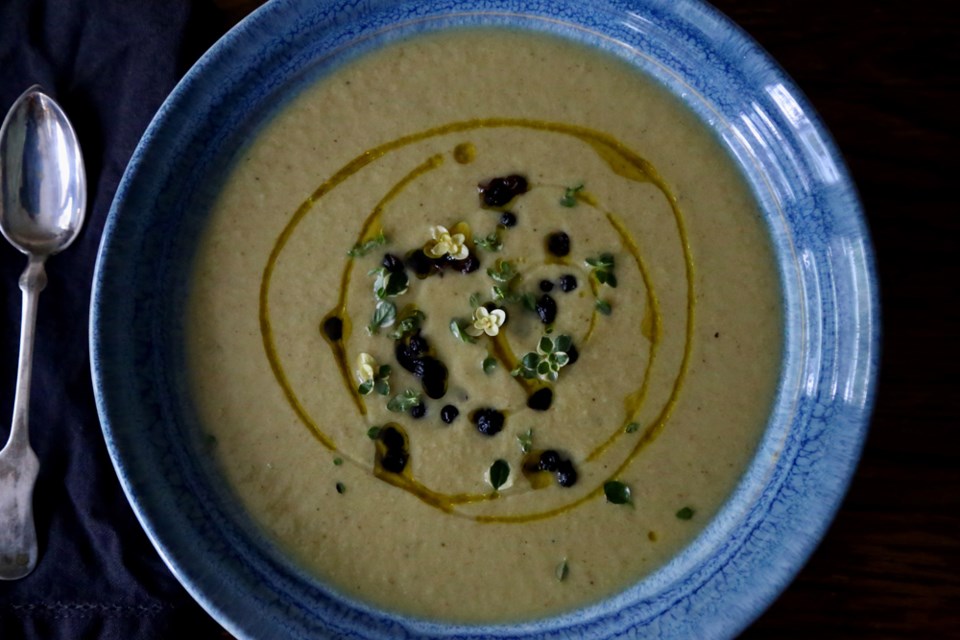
[186,28,782,624]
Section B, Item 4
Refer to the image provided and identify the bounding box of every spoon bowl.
[0,85,86,580]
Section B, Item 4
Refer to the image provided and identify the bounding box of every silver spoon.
[0,86,86,580]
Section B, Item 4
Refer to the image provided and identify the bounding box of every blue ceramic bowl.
[90,0,879,638]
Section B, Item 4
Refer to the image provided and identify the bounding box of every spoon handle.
[0,255,46,579]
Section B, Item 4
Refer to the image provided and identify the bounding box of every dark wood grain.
[215,1,959,637]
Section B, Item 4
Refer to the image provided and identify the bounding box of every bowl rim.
[90,0,880,638]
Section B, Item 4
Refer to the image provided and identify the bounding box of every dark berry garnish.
[408,332,428,356]
[536,294,557,325]
[379,426,405,450]
[539,279,554,292]
[555,460,578,487]
[322,316,343,341]
[479,174,528,207]
[395,342,421,373]
[471,408,505,436]
[527,387,553,411]
[440,404,460,424]
[559,274,578,292]
[382,253,404,273]
[538,450,561,472]
[419,357,448,399]
[566,343,579,365]
[450,253,480,274]
[499,211,517,227]
[546,231,570,257]
[409,402,427,419]
[380,448,408,474]
[406,249,436,277]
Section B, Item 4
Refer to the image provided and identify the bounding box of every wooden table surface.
[211,1,958,637]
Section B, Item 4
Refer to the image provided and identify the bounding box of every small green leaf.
[482,356,497,374]
[603,480,633,506]
[595,299,612,315]
[489,459,510,490]
[357,380,374,396]
[389,309,424,340]
[560,183,584,207]
[625,422,640,433]
[367,300,397,334]
[347,230,387,257]
[387,389,421,413]
[554,335,572,352]
[475,231,503,251]
[333,457,343,466]
[450,318,477,344]
[367,426,381,439]
[469,292,481,309]
[517,428,534,454]
[555,558,569,581]
[538,336,554,354]
[676,506,695,520]
[374,378,390,396]
[335,482,346,494]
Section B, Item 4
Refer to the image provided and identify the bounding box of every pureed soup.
[186,28,782,623]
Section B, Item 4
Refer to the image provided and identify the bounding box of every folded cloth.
[0,1,231,638]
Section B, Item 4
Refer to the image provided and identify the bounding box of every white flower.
[355,352,377,385]
[425,225,469,260]
[467,306,506,337]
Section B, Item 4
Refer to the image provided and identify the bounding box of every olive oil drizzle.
[259,117,696,521]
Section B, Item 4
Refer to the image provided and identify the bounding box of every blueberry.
[555,460,578,487]
[409,402,426,419]
[526,387,553,411]
[379,426,404,451]
[499,211,517,227]
[450,252,481,274]
[395,343,420,373]
[419,357,448,399]
[408,332,428,356]
[559,274,578,292]
[479,175,528,207]
[536,294,557,325]
[440,404,460,424]
[546,231,570,257]
[539,279,554,292]
[472,408,505,436]
[538,450,561,472]
[406,249,435,277]
[380,448,408,474]
[382,253,404,273]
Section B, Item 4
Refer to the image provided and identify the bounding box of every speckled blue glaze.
[90,0,879,638]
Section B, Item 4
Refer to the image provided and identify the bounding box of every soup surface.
[186,27,782,623]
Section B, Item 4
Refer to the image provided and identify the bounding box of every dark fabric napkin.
[0,2,231,638]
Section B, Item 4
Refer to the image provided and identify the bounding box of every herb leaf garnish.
[513,334,573,382]
[595,299,612,315]
[370,266,409,300]
[367,300,397,334]
[347,230,387,257]
[450,318,478,344]
[555,558,569,582]
[489,459,510,490]
[475,231,503,252]
[517,428,534,454]
[387,389,422,413]
[482,356,497,374]
[676,506,695,520]
[560,184,584,208]
[603,480,633,505]
[586,253,617,288]
[625,422,640,433]
[389,309,425,340]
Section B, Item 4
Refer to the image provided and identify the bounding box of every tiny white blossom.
[426,225,469,260]
[467,306,506,337]
[355,353,377,384]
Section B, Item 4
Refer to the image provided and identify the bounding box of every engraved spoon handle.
[0,255,46,580]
